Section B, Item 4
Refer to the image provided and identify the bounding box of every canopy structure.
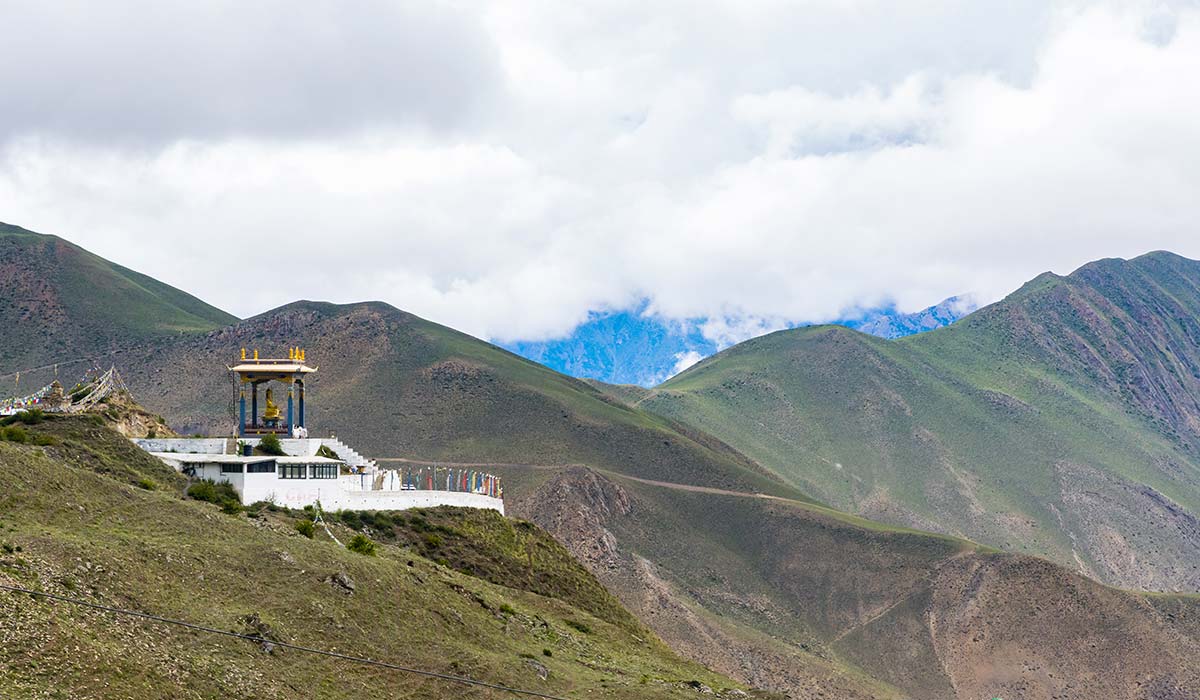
[229,348,316,437]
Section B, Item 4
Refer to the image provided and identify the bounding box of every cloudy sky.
[3,0,1200,343]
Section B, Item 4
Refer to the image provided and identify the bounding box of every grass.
[355,506,645,632]
[643,255,1200,590]
[0,416,749,699]
[0,223,236,377]
[111,298,804,504]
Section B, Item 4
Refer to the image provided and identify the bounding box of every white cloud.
[3,1,1200,342]
[670,350,705,377]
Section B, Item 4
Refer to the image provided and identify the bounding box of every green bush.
[1,426,28,443]
[187,480,243,514]
[499,603,516,615]
[335,510,360,530]
[347,534,377,556]
[136,478,157,491]
[316,444,340,460]
[563,619,591,634]
[1,409,44,426]
[257,434,285,456]
[295,519,315,539]
[421,533,443,549]
[543,648,553,657]
[30,433,58,446]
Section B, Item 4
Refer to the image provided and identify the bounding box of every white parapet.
[134,437,229,454]
[148,451,504,515]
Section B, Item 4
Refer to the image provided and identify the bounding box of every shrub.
[316,444,340,460]
[1,426,28,443]
[563,619,591,635]
[499,603,516,615]
[257,434,285,456]
[136,478,157,491]
[542,648,553,657]
[295,519,315,539]
[0,409,44,426]
[187,480,242,514]
[146,427,157,439]
[347,534,377,556]
[339,510,362,530]
[30,433,58,446]
[421,533,443,549]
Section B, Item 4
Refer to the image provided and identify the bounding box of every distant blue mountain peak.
[501,294,976,387]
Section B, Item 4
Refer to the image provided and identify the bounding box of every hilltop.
[641,251,1200,592]
[0,222,236,376]
[0,413,753,699]
[8,226,1200,697]
[118,299,791,499]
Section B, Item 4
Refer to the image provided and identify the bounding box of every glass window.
[310,464,338,479]
[221,463,244,474]
[279,464,306,479]
[246,461,276,474]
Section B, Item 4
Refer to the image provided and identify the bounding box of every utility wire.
[0,583,569,700]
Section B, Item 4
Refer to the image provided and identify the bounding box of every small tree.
[295,519,315,539]
[258,434,285,456]
[347,534,377,556]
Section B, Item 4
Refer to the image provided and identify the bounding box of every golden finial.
[253,349,259,360]
[241,347,246,361]
[300,349,306,362]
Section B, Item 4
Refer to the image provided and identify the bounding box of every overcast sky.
[3,0,1200,343]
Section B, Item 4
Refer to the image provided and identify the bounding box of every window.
[310,465,338,479]
[279,464,306,479]
[221,463,244,474]
[246,461,276,474]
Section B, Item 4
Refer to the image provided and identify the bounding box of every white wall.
[134,438,227,454]
[238,473,504,514]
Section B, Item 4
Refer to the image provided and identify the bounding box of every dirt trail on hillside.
[374,456,798,502]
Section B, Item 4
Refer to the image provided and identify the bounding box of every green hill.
[0,222,236,376]
[641,251,1200,592]
[120,300,793,499]
[11,233,1200,698]
[508,463,1200,699]
[0,414,752,699]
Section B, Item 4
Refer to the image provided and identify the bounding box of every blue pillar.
[251,383,258,429]
[238,384,246,437]
[298,380,305,427]
[287,383,294,435]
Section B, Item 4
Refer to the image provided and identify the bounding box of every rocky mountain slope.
[0,413,753,699]
[639,252,1200,592]
[504,464,1200,700]
[8,227,1200,698]
[0,223,236,376]
[119,300,791,499]
[109,295,1200,698]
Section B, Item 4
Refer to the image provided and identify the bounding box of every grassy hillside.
[642,251,1200,592]
[505,463,1200,700]
[0,222,236,376]
[0,415,753,699]
[119,300,796,499]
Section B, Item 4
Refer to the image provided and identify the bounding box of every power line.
[0,583,570,700]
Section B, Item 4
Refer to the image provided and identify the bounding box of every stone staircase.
[321,436,376,470]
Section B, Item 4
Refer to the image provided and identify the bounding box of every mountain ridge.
[0,222,237,375]
[501,295,977,387]
[644,250,1200,593]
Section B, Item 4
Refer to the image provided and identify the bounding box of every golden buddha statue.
[263,387,282,424]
